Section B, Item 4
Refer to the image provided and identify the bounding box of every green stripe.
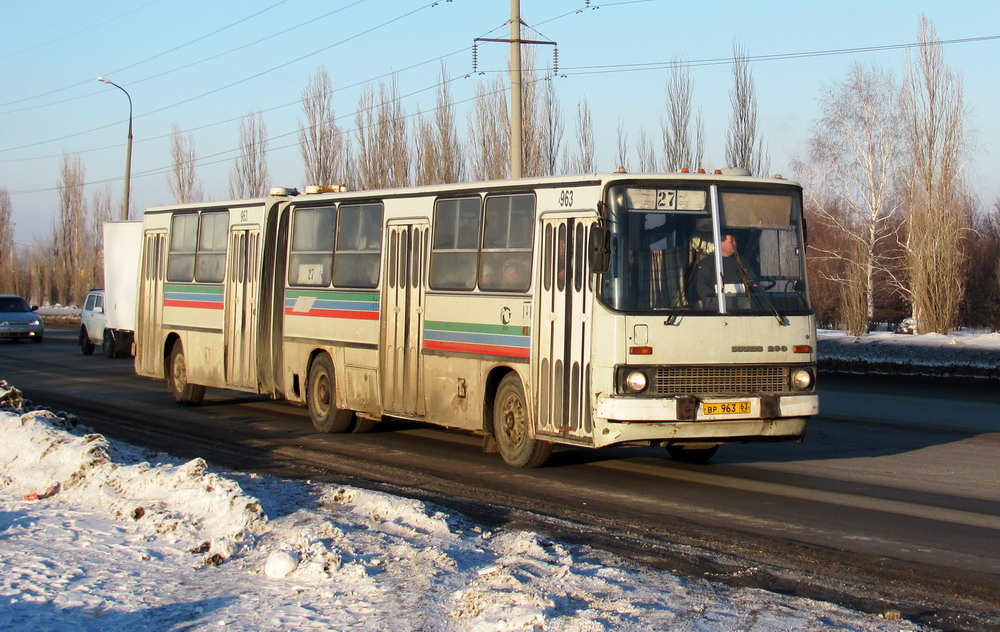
[425,320,530,336]
[165,283,222,293]
[285,289,379,301]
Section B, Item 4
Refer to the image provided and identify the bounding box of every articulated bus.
[133,171,818,467]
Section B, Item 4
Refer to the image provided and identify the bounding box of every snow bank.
[818,329,1000,379]
[0,388,926,630]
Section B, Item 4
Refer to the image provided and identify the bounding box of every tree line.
[1,16,995,335]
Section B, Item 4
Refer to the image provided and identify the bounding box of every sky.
[0,368,941,631]
[3,0,999,249]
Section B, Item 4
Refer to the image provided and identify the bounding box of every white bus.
[133,172,817,467]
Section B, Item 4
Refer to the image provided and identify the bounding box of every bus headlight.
[624,370,648,393]
[790,368,813,391]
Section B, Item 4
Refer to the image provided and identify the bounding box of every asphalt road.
[3,327,999,631]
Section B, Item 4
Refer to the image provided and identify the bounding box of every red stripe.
[164,299,224,310]
[284,307,379,321]
[424,339,530,358]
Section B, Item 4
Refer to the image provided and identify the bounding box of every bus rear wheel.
[493,373,552,468]
[307,354,354,433]
[168,343,205,406]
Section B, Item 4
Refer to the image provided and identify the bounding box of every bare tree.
[563,97,595,173]
[899,16,969,333]
[229,111,270,199]
[53,153,88,305]
[414,66,464,185]
[468,75,510,181]
[299,67,349,188]
[168,122,203,204]
[725,42,769,175]
[615,119,629,172]
[355,77,410,189]
[0,187,13,288]
[635,128,657,172]
[536,74,563,176]
[792,62,905,333]
[661,62,705,172]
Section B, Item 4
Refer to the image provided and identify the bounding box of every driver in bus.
[691,233,751,306]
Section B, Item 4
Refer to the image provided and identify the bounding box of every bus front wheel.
[493,373,552,468]
[307,354,354,433]
[168,343,205,406]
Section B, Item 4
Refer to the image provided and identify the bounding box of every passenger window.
[194,212,228,283]
[479,193,534,292]
[289,206,335,287]
[333,202,383,288]
[166,213,199,282]
[430,197,481,290]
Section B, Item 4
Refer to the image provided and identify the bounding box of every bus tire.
[168,343,205,406]
[493,373,552,468]
[351,417,376,433]
[307,354,354,433]
[666,444,719,464]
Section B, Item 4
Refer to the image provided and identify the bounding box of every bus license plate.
[702,401,751,415]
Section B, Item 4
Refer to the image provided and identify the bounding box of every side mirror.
[31,305,39,312]
[588,225,610,274]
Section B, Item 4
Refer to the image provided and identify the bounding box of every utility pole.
[509,0,523,179]
[474,2,556,180]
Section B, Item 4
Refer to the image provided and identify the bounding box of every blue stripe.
[424,329,530,349]
[166,292,223,302]
[283,298,378,312]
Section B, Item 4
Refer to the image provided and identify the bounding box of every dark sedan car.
[0,294,44,343]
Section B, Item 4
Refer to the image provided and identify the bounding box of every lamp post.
[97,77,132,220]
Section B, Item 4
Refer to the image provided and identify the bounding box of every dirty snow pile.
[0,391,924,631]
[818,328,1000,378]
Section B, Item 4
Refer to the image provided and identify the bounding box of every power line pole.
[509,0,523,179]
[474,1,557,180]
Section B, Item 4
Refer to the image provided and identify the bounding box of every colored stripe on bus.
[283,290,379,321]
[424,320,531,358]
[164,284,224,310]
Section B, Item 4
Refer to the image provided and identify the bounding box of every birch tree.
[792,62,904,334]
[725,42,769,176]
[229,111,270,198]
[0,187,13,289]
[635,128,657,172]
[168,122,203,204]
[900,16,969,333]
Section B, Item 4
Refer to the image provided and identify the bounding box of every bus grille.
[653,366,788,396]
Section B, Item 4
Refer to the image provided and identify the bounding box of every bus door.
[380,220,429,417]
[534,215,598,444]
[224,227,261,389]
[136,230,166,378]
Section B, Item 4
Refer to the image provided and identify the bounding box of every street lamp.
[97,76,132,220]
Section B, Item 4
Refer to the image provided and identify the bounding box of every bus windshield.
[599,183,810,315]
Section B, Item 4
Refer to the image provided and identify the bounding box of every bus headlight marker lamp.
[624,370,648,393]
[791,368,814,391]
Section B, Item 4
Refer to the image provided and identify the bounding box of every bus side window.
[479,193,534,292]
[167,213,199,282]
[288,206,335,287]
[334,202,383,288]
[195,211,228,283]
[431,197,481,290]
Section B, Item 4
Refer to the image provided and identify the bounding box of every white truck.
[80,221,142,358]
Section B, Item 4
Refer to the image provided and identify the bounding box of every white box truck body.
[101,221,142,356]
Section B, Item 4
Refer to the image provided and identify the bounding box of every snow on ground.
[0,381,927,632]
[818,328,1000,378]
